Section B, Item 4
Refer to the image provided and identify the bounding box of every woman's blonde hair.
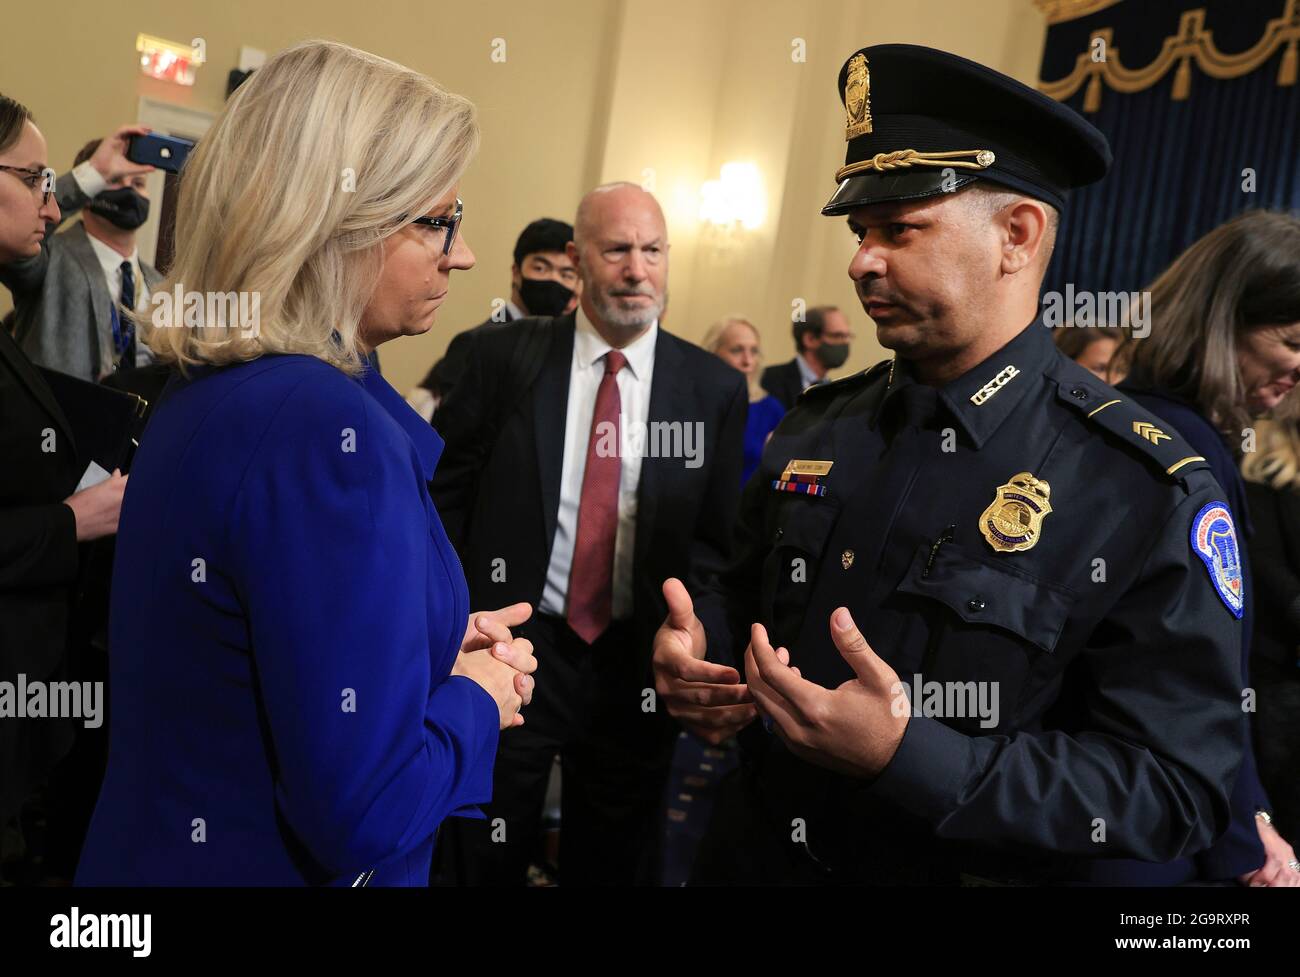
[702,315,764,400]
[147,40,479,375]
[1242,413,1300,492]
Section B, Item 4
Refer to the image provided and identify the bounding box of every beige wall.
[0,0,1046,392]
[601,0,1047,380]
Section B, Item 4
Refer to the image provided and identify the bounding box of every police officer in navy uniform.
[651,44,1249,884]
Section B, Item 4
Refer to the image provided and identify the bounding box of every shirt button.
[967,596,986,613]
[1070,387,1088,400]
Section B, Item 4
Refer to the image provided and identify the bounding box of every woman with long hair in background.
[1111,209,1300,886]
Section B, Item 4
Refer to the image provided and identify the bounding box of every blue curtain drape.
[1040,0,1300,297]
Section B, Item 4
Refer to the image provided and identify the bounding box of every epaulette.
[798,358,891,401]
[1052,374,1211,484]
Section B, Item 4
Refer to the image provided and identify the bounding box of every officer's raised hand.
[652,578,757,744]
[745,608,908,778]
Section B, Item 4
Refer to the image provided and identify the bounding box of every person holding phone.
[126,132,194,174]
[1,124,159,381]
[73,40,534,887]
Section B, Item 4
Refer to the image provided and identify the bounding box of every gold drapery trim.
[1033,0,1124,26]
[1038,0,1300,112]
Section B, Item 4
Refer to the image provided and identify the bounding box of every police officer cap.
[822,44,1112,216]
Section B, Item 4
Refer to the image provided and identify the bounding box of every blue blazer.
[75,354,500,886]
[742,395,785,485]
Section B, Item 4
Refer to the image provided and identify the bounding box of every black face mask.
[87,187,150,231]
[518,277,574,317]
[816,341,850,369]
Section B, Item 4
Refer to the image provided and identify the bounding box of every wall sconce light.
[137,33,205,86]
[698,161,766,231]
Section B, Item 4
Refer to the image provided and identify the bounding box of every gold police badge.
[979,472,1052,553]
[845,53,872,139]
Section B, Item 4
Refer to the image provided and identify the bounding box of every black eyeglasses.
[407,198,463,256]
[0,164,54,205]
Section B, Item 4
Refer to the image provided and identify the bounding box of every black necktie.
[118,260,137,369]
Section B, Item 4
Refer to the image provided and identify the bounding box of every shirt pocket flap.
[896,542,1075,654]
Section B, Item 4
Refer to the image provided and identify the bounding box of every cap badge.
[845,53,872,139]
[980,471,1052,553]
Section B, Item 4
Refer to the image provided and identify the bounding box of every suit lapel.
[633,330,686,574]
[0,328,76,455]
[67,225,114,378]
[534,315,575,549]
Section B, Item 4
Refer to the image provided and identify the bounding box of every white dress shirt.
[75,161,153,368]
[540,306,658,622]
[797,352,826,391]
[84,232,148,313]
[71,159,107,199]
[84,233,152,369]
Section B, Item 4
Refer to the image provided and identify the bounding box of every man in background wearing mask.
[760,304,854,410]
[1,125,158,381]
[408,217,579,420]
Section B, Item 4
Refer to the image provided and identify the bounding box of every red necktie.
[566,349,627,644]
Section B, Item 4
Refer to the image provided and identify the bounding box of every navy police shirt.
[696,320,1247,883]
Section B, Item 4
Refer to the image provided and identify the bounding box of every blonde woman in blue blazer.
[76,40,535,886]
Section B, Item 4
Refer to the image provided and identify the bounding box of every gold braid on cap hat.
[835,148,996,182]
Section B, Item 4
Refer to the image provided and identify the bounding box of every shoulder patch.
[798,359,891,401]
[1054,379,1210,483]
[1190,501,1245,619]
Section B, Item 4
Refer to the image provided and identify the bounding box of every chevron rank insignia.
[1057,387,1209,483]
[773,459,832,497]
[1132,420,1171,445]
[1191,501,1244,618]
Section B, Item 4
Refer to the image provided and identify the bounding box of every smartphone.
[127,133,195,174]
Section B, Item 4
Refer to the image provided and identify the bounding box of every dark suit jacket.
[760,357,805,410]
[421,309,518,403]
[432,312,747,675]
[1244,479,1300,669]
[0,328,82,820]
